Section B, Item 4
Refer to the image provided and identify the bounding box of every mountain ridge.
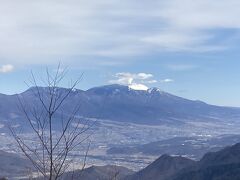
[0,84,240,126]
[8,84,236,109]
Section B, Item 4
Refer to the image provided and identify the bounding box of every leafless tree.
[10,65,92,180]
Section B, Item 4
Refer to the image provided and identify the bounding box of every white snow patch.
[129,83,148,91]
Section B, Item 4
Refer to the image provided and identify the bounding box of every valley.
[1,116,240,172]
[1,85,240,178]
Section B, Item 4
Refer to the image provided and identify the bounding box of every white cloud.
[109,72,157,90]
[146,80,158,84]
[0,64,14,73]
[109,73,134,85]
[136,73,153,80]
[160,79,174,83]
[166,64,197,71]
[0,0,239,66]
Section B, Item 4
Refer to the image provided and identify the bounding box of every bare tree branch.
[10,65,90,180]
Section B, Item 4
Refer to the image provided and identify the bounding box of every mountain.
[1,84,240,127]
[126,155,195,180]
[63,165,134,180]
[127,143,240,180]
[173,143,240,180]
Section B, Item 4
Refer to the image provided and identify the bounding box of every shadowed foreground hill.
[126,154,195,180]
[173,143,240,180]
[62,165,134,180]
[127,143,240,180]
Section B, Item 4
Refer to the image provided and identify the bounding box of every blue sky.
[0,0,240,106]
